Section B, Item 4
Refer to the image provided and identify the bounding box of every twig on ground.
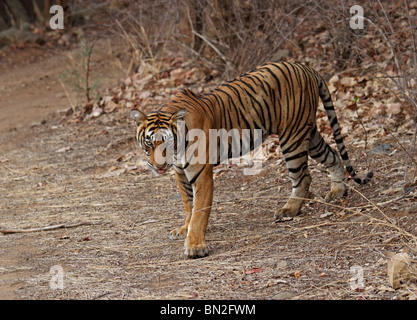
[344,184,417,241]
[286,189,416,241]
[0,221,101,235]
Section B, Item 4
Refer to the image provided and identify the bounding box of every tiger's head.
[130,108,186,175]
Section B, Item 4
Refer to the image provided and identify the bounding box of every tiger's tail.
[316,74,373,185]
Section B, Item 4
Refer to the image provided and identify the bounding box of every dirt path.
[0,46,66,134]
[0,39,125,299]
[0,42,416,300]
[0,38,125,134]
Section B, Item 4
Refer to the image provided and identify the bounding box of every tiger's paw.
[169,226,188,240]
[184,237,208,259]
[324,187,347,202]
[184,244,208,259]
[274,207,300,222]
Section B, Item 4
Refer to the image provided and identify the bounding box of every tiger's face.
[130,109,186,175]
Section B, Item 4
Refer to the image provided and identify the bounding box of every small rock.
[56,146,72,153]
[370,143,393,155]
[91,107,103,118]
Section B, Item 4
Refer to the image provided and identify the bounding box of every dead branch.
[0,221,101,235]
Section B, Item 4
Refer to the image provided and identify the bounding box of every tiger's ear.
[130,109,147,126]
[171,109,187,122]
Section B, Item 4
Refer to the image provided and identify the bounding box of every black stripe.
[217,88,253,136]
[282,128,310,154]
[249,74,268,95]
[239,78,257,94]
[329,116,338,128]
[261,66,282,97]
[288,162,307,173]
[237,84,266,130]
[189,165,206,185]
[341,152,349,161]
[214,89,232,130]
[284,151,308,162]
[210,92,228,130]
[309,146,326,159]
[322,96,332,104]
[293,173,309,188]
[346,165,355,174]
[182,91,211,118]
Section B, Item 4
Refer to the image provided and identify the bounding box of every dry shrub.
[313,0,367,71]
[182,0,311,77]
[108,0,317,77]
[365,0,417,124]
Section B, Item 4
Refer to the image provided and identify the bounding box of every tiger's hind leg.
[274,139,312,220]
[308,125,346,202]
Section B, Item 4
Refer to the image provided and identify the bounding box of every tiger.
[130,61,373,259]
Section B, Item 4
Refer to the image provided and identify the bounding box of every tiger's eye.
[144,139,152,147]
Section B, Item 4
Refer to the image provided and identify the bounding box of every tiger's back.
[168,62,319,136]
[210,62,318,135]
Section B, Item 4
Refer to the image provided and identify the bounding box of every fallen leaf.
[329,75,339,84]
[245,267,263,275]
[345,103,357,111]
[387,251,410,289]
[340,77,357,87]
[139,91,152,100]
[104,100,119,113]
[387,102,402,115]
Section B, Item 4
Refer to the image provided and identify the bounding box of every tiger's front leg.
[170,170,193,239]
[184,164,213,258]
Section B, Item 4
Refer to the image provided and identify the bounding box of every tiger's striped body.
[131,62,372,258]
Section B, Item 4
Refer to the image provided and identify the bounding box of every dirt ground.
[1,40,417,300]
